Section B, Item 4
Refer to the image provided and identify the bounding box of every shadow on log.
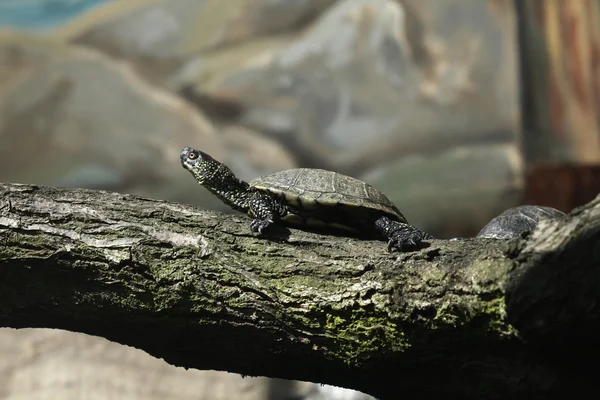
[0,183,598,399]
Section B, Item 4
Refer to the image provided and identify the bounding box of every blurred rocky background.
[1,0,599,399]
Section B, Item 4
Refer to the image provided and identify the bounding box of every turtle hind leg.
[248,192,284,234]
[374,216,433,252]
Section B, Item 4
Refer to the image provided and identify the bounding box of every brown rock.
[0,30,300,213]
[52,0,336,84]
[0,30,223,207]
[0,329,313,400]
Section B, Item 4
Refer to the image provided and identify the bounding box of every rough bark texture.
[0,183,598,399]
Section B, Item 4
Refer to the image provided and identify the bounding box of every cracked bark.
[0,182,598,399]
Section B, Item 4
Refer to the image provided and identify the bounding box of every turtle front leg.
[374,216,433,252]
[248,192,283,234]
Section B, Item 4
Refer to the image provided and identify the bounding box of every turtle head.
[180,146,223,186]
[180,146,251,212]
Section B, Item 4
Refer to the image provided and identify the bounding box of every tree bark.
[516,0,600,164]
[0,183,598,399]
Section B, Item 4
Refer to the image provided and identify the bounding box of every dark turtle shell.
[477,205,566,239]
[249,168,407,234]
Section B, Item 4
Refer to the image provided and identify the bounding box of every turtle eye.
[187,150,199,160]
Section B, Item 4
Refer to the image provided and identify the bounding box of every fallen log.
[0,183,598,399]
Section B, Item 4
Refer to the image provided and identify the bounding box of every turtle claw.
[250,218,273,235]
[387,227,429,252]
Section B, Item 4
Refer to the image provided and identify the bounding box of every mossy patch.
[295,306,411,367]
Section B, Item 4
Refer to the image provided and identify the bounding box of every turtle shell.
[249,168,407,234]
[477,205,566,239]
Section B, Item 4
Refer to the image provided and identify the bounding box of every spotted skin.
[178,147,253,213]
[374,216,434,252]
[248,191,288,234]
[180,147,432,252]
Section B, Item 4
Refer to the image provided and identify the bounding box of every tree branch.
[0,183,598,399]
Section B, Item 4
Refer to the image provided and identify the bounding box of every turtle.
[477,205,566,239]
[180,146,432,252]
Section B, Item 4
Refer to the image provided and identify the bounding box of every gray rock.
[360,143,524,238]
[186,0,519,172]
[220,124,298,182]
